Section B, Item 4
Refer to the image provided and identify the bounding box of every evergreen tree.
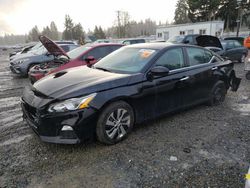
[28,25,40,41]
[62,15,74,40]
[93,26,106,39]
[41,26,52,37]
[98,26,106,39]
[72,23,85,44]
[50,21,59,40]
[174,0,190,24]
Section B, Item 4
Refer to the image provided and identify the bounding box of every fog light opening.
[61,125,73,131]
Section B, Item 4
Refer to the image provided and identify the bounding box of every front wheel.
[96,101,134,145]
[208,81,227,106]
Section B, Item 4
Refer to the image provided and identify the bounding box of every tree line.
[0,12,157,45]
[174,0,250,31]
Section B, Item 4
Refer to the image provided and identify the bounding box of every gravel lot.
[0,49,250,188]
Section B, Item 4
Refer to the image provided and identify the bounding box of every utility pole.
[116,11,121,38]
[236,0,242,37]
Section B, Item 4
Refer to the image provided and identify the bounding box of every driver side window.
[155,48,185,70]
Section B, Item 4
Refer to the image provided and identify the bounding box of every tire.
[96,101,134,145]
[246,71,250,80]
[208,81,227,106]
[239,54,246,63]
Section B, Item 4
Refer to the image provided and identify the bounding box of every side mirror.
[183,40,189,44]
[46,52,52,56]
[85,56,95,63]
[150,66,170,77]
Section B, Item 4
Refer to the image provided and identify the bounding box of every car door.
[232,40,245,60]
[224,41,238,61]
[183,47,218,105]
[146,47,190,116]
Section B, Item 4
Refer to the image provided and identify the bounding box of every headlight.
[48,93,96,113]
[15,58,30,65]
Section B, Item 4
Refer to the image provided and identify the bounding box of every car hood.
[39,35,69,58]
[196,35,223,49]
[33,66,132,99]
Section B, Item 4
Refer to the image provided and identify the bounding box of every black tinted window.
[187,47,212,66]
[234,41,242,47]
[84,46,111,60]
[110,45,122,52]
[155,48,185,70]
[60,45,69,52]
[227,41,234,49]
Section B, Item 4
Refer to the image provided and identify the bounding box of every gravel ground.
[0,49,250,188]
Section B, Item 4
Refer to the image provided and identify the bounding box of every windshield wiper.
[94,67,110,72]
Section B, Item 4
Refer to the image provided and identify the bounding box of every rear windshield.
[167,36,185,43]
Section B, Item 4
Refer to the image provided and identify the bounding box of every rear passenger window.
[155,48,185,70]
[187,47,212,66]
[84,46,110,60]
[110,45,122,53]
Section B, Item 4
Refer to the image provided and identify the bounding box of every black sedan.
[21,43,241,145]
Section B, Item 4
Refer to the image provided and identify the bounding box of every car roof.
[124,42,193,50]
[86,43,124,48]
[221,40,236,43]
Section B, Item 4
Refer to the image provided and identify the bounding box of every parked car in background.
[9,43,37,58]
[170,34,248,63]
[10,41,76,61]
[167,34,200,44]
[10,42,43,61]
[28,43,123,83]
[224,37,245,46]
[219,40,248,63]
[9,36,78,76]
[121,38,146,45]
[22,43,240,145]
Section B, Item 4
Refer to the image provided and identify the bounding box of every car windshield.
[167,36,185,43]
[93,47,158,74]
[33,46,47,55]
[221,41,227,49]
[30,42,42,51]
[67,45,91,59]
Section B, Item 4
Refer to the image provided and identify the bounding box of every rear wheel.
[96,101,134,145]
[208,81,227,106]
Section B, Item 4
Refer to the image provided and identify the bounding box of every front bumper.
[9,65,23,75]
[21,99,98,144]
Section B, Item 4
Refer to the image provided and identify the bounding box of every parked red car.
[29,41,124,83]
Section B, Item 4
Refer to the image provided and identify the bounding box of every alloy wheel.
[105,108,131,140]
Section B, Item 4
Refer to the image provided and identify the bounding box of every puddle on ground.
[0,134,32,147]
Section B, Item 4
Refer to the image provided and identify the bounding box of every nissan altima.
[21,43,241,145]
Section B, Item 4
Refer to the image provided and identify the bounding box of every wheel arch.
[97,96,137,123]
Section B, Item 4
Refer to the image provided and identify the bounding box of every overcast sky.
[0,0,178,36]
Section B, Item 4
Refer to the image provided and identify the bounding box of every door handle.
[180,76,189,81]
[211,67,218,71]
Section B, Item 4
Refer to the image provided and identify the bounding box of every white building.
[156,21,224,41]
